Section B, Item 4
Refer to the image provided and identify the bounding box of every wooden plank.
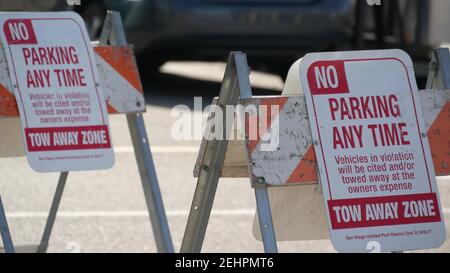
[240,96,316,185]
[253,184,329,241]
[420,90,450,175]
[195,139,249,177]
[0,44,145,117]
[197,90,450,179]
[0,117,24,157]
[0,44,146,158]
[193,96,249,178]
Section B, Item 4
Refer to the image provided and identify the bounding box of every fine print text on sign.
[300,50,446,252]
[0,12,114,172]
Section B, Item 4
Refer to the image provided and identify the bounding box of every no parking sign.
[300,50,446,252]
[0,12,114,172]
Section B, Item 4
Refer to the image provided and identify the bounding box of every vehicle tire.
[268,62,293,80]
[136,61,165,80]
[80,2,106,40]
[135,52,167,77]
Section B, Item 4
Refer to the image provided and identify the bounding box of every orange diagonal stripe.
[0,84,18,117]
[287,145,318,184]
[427,101,450,176]
[247,97,288,154]
[94,46,143,93]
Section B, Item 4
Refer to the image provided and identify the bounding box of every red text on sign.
[307,60,349,95]
[25,126,111,151]
[3,19,37,44]
[328,193,441,229]
[328,95,400,121]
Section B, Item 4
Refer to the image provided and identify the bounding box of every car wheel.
[138,59,166,78]
[81,2,106,40]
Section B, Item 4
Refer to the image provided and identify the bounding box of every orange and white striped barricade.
[182,49,449,253]
[0,11,173,253]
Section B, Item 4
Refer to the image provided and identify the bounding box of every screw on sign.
[0,12,115,172]
[300,49,446,252]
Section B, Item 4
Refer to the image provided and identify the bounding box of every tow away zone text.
[24,125,111,151]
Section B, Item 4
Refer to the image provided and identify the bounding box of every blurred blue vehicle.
[75,0,354,74]
[3,0,439,77]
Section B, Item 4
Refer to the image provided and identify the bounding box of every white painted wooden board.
[253,184,329,241]
[253,57,330,241]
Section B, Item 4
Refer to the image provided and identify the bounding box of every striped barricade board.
[0,43,145,157]
[195,89,448,181]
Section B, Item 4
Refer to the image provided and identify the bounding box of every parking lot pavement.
[1,61,449,253]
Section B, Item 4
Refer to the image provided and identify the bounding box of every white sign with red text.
[300,50,446,252]
[0,12,114,172]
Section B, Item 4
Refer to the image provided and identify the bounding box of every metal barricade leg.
[0,195,14,253]
[254,186,278,253]
[127,113,174,253]
[180,53,242,253]
[426,48,450,89]
[37,171,68,253]
[181,52,278,253]
[234,52,279,253]
[99,10,174,253]
[179,153,224,253]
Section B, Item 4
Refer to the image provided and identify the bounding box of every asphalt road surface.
[1,61,449,253]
